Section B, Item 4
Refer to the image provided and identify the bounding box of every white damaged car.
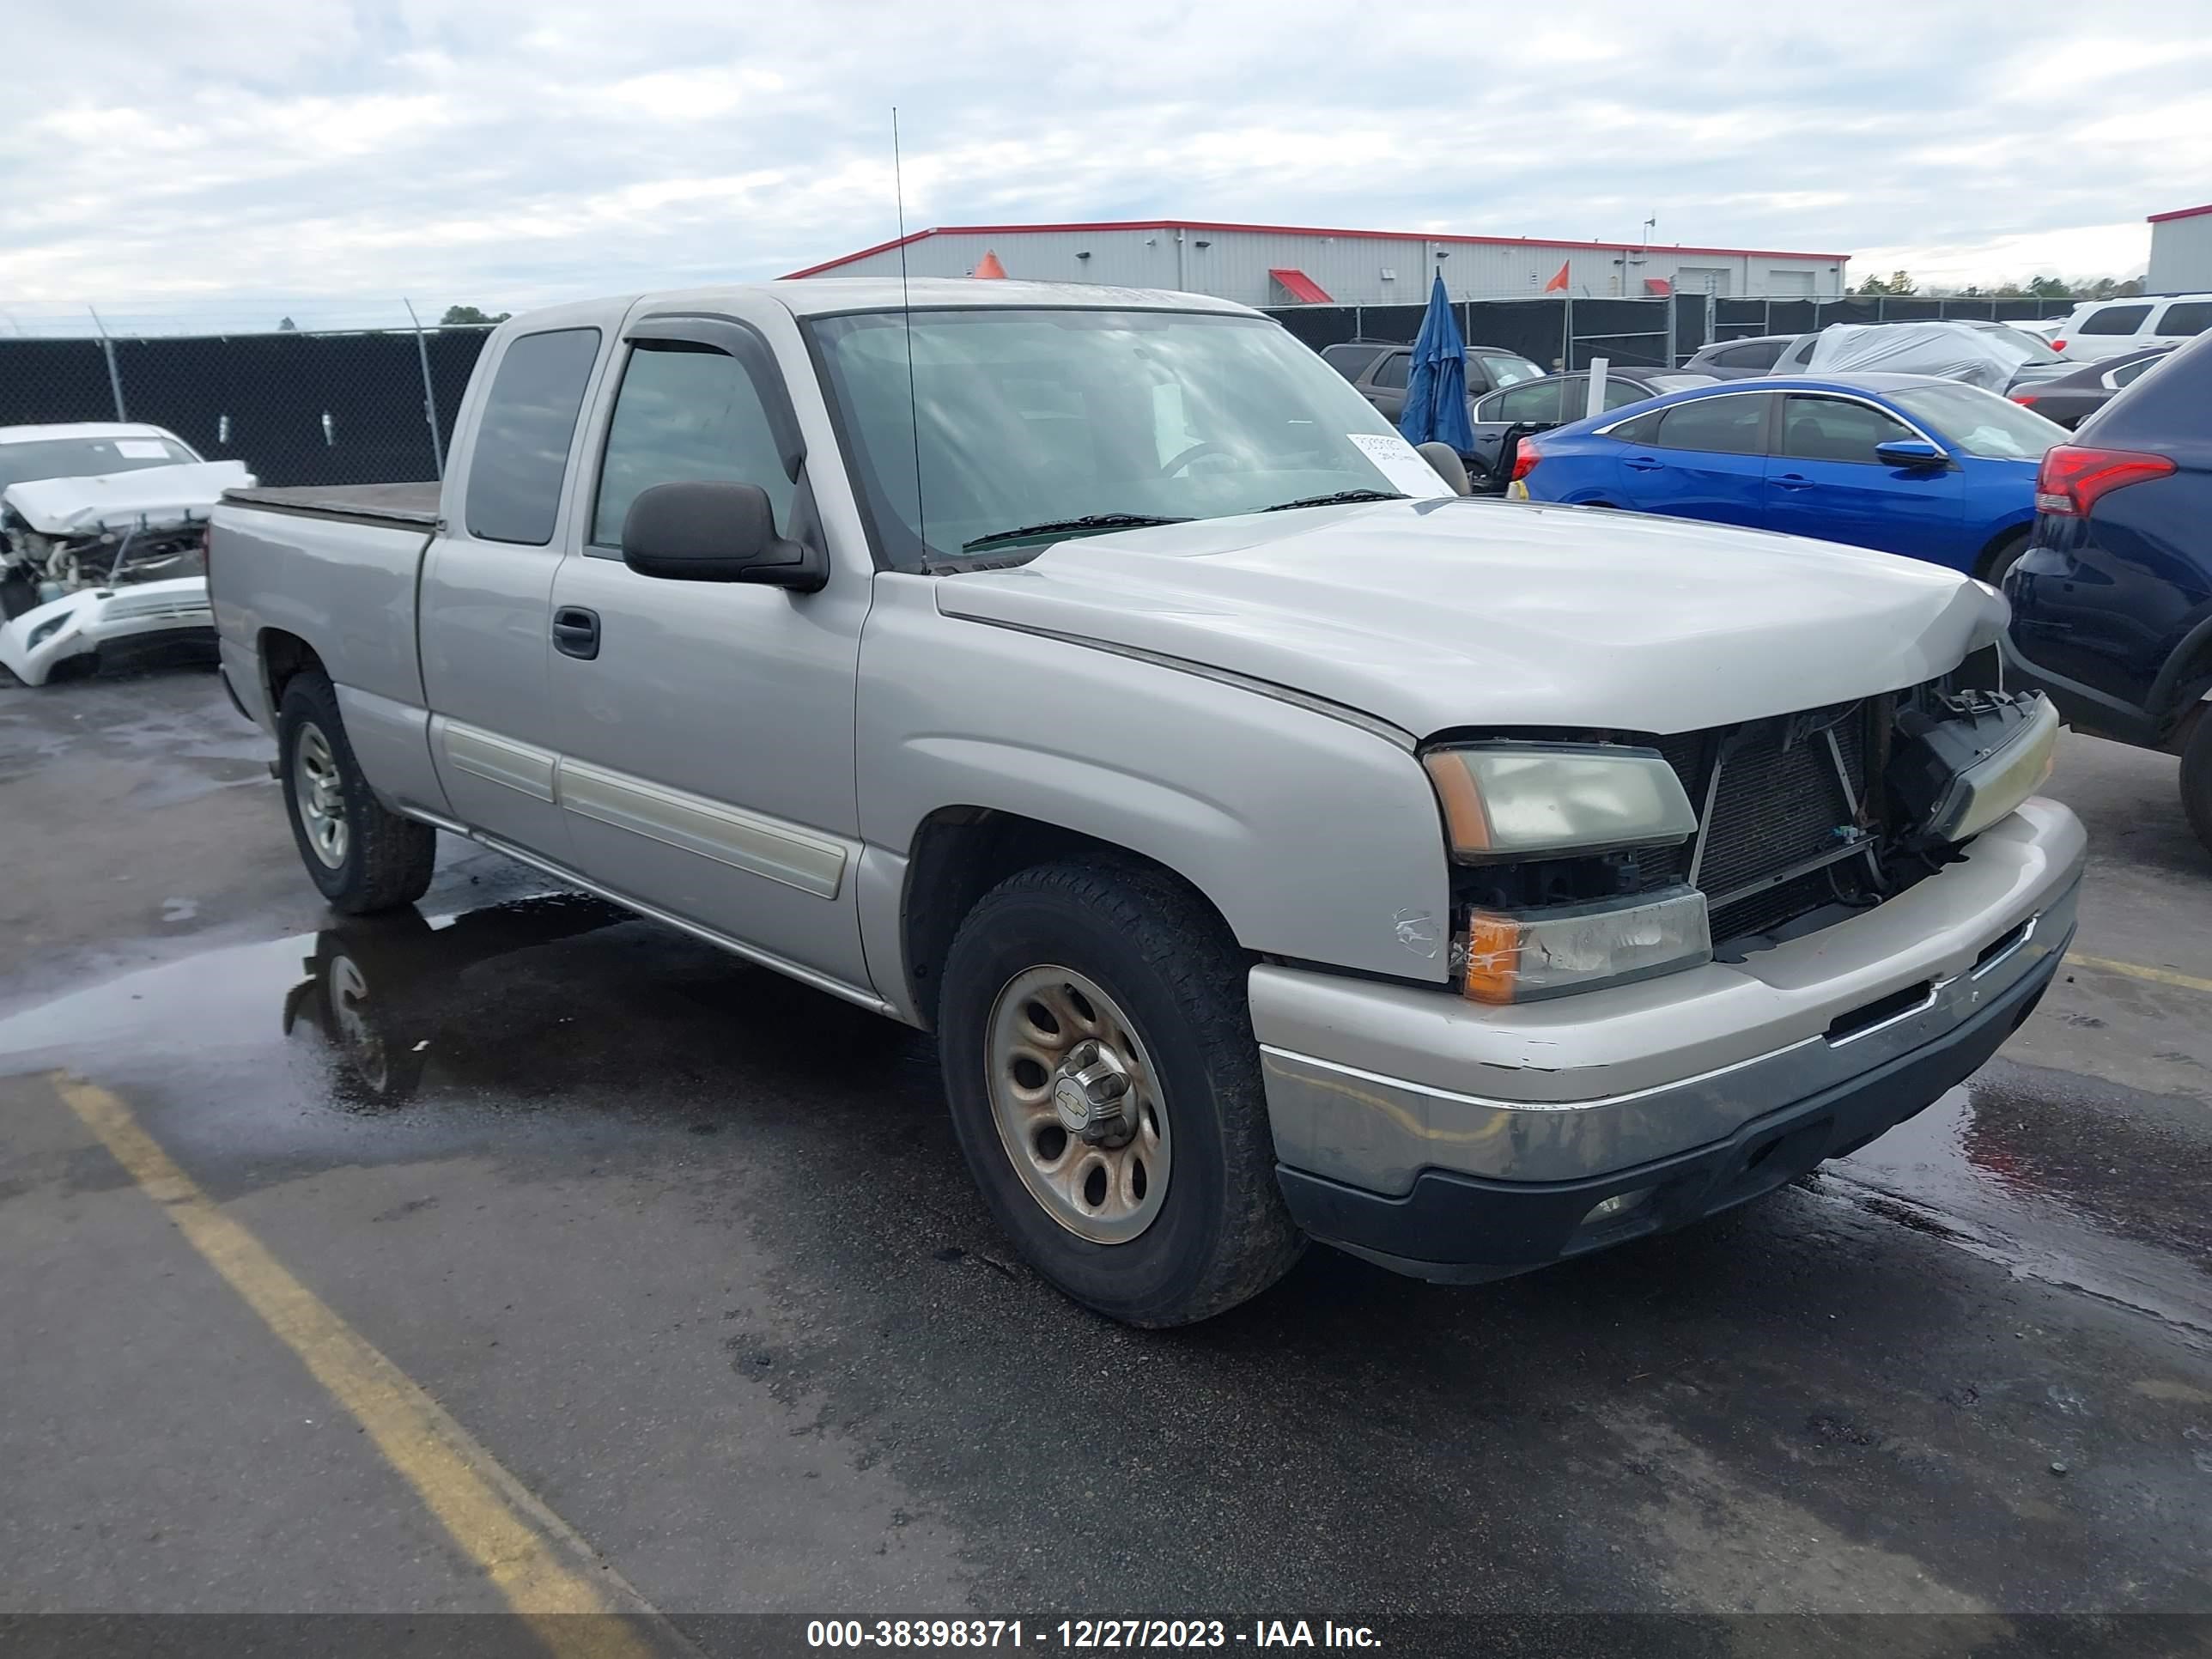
[0,422,252,685]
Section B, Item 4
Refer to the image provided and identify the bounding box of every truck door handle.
[1625,456,1666,471]
[1774,473,1817,491]
[552,606,600,660]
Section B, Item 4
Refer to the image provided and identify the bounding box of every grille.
[1650,702,1881,945]
[1698,709,1864,901]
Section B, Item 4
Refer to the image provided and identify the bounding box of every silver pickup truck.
[210,279,2084,1326]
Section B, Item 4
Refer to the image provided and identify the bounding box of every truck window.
[465,328,601,545]
[591,342,795,549]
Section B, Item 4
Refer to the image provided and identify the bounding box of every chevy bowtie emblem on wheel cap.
[1052,1040,1134,1143]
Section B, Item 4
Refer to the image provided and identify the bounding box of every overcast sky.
[3,0,2204,331]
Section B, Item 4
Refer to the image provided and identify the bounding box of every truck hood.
[3,460,253,536]
[933,497,2007,738]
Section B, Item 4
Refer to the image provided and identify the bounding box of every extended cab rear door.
[419,313,614,856]
[540,298,872,994]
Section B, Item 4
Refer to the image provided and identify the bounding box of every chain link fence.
[1263,295,1699,372]
[1263,291,2086,372]
[0,325,493,488]
[1704,292,2082,343]
[0,291,2094,489]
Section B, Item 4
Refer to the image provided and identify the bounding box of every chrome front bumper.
[1251,797,2086,1194]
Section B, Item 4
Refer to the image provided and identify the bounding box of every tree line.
[1853,270,2146,301]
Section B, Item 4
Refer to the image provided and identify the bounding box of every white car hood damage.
[3,460,252,535]
[933,497,2008,738]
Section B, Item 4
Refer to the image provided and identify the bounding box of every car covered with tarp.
[1800,321,2074,395]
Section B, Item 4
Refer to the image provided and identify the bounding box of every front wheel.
[936,862,1304,1326]
[278,671,436,914]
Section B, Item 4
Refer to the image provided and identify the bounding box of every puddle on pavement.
[1826,1088,2211,1346]
[0,889,927,1133]
[3,885,2204,1346]
[0,893,633,1106]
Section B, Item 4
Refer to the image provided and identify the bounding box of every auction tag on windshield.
[1346,431,1449,498]
[114,440,170,459]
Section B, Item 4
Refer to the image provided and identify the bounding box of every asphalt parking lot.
[3,663,2209,1655]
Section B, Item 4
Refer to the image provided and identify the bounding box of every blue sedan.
[1512,373,2069,581]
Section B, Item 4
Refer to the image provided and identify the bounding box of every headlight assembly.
[1459,886,1712,1004]
[1422,743,1699,862]
[1422,741,1711,1001]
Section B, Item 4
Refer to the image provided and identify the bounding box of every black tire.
[2181,706,2212,860]
[277,671,436,914]
[1978,529,2030,588]
[937,861,1305,1326]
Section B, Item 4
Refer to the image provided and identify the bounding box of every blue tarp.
[1397,271,1477,453]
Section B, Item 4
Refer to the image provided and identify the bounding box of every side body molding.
[434,719,852,900]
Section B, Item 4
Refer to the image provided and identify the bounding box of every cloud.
[0,0,2192,330]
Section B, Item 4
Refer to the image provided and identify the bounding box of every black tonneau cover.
[223,483,441,529]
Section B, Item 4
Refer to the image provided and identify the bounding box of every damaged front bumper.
[0,576,214,686]
[1251,797,2085,1281]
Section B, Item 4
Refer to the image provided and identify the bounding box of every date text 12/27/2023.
[805,1620,1382,1650]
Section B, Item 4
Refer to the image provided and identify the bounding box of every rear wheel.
[937,862,1304,1326]
[277,672,436,913]
[2180,705,2212,860]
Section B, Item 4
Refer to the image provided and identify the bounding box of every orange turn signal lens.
[1462,914,1523,1004]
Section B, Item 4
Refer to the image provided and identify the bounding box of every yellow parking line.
[2065,952,2212,997]
[52,1074,665,1659]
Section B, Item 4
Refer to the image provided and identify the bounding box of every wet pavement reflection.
[1830,1087,2211,1346]
[5,879,2210,1622]
[4,886,2199,1352]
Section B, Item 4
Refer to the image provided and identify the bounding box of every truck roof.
[509,279,1261,331]
[768,277,1260,317]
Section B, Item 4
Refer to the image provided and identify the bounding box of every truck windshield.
[811,308,1424,567]
[0,435,199,491]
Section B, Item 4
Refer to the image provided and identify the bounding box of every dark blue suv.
[2003,330,2212,854]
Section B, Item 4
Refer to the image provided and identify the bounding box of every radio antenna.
[892,106,926,557]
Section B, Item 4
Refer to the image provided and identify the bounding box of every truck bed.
[222,483,441,528]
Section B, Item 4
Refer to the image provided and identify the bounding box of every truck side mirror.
[1415,441,1474,496]
[621,481,826,591]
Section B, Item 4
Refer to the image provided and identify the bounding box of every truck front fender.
[855,584,1455,1007]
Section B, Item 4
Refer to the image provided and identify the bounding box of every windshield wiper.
[962,513,1190,551]
[1260,489,1407,513]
